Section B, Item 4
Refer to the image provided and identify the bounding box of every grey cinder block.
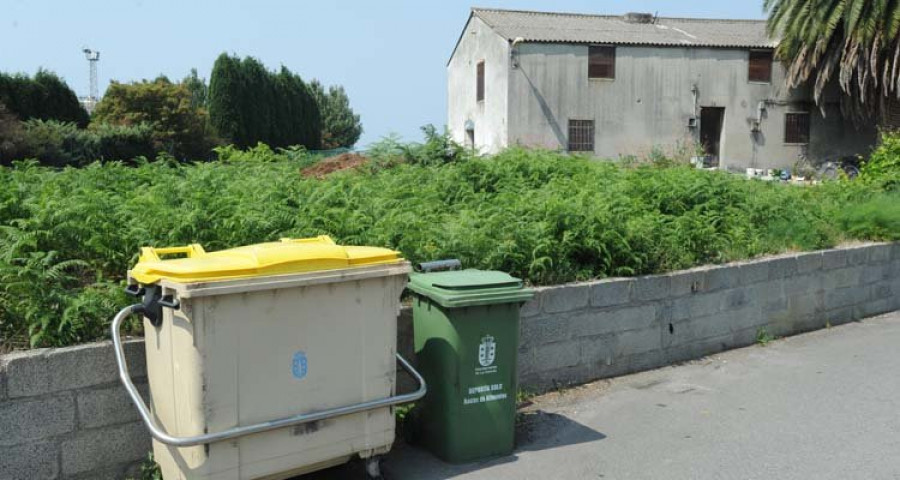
[68,462,142,480]
[860,265,888,285]
[542,284,589,314]
[674,312,735,342]
[589,278,633,308]
[768,256,799,280]
[60,421,151,476]
[0,441,59,480]
[669,269,707,296]
[783,274,823,296]
[822,249,848,270]
[870,282,894,301]
[845,246,872,266]
[519,315,571,348]
[868,244,892,264]
[860,299,894,318]
[517,346,536,376]
[795,252,824,274]
[632,274,671,302]
[825,306,858,326]
[737,261,770,286]
[519,289,543,318]
[706,265,740,291]
[823,267,863,290]
[825,286,867,311]
[0,394,75,446]
[721,289,754,311]
[77,383,148,430]
[609,326,662,358]
[6,340,145,398]
[690,292,725,318]
[569,305,656,338]
[787,291,825,319]
[532,341,581,371]
[578,335,613,366]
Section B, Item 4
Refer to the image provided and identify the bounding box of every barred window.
[476,61,485,102]
[749,50,773,83]
[589,46,615,79]
[568,120,595,152]
[785,113,810,144]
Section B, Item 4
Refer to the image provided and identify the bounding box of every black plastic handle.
[416,259,462,273]
[158,295,180,310]
[122,284,178,327]
[124,284,145,297]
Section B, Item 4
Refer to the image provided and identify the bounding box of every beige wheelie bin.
[111,236,425,480]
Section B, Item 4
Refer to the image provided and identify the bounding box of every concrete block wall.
[1,243,897,478]
[0,340,149,480]
[517,244,900,391]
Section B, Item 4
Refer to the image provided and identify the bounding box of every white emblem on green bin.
[478,335,496,367]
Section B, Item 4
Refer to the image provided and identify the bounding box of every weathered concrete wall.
[516,244,900,390]
[501,43,877,170]
[0,341,149,480]
[2,243,897,478]
[447,15,510,154]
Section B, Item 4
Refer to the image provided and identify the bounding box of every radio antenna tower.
[81,47,100,113]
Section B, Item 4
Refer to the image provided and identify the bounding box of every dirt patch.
[301,153,369,179]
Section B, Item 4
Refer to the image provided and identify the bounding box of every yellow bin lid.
[130,236,404,284]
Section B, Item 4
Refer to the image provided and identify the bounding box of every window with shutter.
[589,46,615,80]
[749,50,773,83]
[476,61,485,103]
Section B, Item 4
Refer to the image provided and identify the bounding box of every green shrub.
[0,70,88,127]
[861,131,900,190]
[836,193,900,241]
[10,120,156,167]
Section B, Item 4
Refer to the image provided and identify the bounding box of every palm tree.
[765,0,900,123]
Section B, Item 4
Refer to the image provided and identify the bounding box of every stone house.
[447,8,877,170]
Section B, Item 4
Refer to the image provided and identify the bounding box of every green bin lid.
[408,269,535,308]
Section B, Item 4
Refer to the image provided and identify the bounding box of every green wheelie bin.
[408,268,534,463]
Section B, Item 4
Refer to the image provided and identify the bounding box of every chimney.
[623,12,655,24]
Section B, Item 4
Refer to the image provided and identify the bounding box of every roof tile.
[472,8,776,48]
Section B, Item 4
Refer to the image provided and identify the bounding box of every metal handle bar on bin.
[111,304,426,447]
[139,244,206,263]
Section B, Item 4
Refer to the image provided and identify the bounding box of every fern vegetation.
[0,134,896,349]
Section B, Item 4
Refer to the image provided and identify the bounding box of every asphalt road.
[308,312,900,480]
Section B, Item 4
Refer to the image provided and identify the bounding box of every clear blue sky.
[2,0,766,148]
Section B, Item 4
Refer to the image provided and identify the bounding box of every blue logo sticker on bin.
[292,351,308,379]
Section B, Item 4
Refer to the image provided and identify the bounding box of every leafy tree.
[239,56,274,146]
[182,68,208,110]
[209,54,245,146]
[0,102,25,163]
[208,53,320,149]
[765,0,900,121]
[92,77,220,159]
[0,70,88,127]
[309,80,363,149]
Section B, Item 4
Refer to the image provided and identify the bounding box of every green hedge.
[1,120,157,167]
[0,143,896,348]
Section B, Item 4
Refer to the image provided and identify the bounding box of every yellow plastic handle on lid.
[139,244,206,263]
[279,236,336,245]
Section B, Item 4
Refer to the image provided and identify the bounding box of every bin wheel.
[364,455,385,480]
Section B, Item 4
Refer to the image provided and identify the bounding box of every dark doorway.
[700,107,725,165]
